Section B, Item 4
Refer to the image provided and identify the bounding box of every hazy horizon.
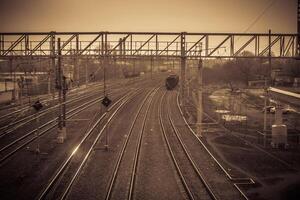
[0,0,297,33]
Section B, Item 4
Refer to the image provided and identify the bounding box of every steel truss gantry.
[1,31,299,139]
[0,31,299,59]
[1,31,298,107]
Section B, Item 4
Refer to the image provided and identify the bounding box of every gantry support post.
[57,37,62,133]
[103,32,108,96]
[75,34,79,87]
[156,34,159,56]
[180,32,186,105]
[50,32,55,96]
[119,38,123,56]
[0,35,3,55]
[24,34,29,56]
[123,36,126,56]
[205,35,209,57]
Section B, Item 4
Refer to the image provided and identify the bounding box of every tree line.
[203,51,300,86]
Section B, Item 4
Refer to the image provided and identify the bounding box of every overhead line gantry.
[0,31,298,59]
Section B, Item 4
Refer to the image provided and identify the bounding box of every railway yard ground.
[0,73,300,200]
[183,84,300,200]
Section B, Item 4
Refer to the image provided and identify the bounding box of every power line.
[242,0,278,33]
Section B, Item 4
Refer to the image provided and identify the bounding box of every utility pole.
[57,38,67,143]
[180,32,186,105]
[32,99,43,153]
[103,57,107,96]
[75,34,80,87]
[62,76,67,128]
[263,29,272,146]
[150,53,153,80]
[197,48,203,137]
[48,69,51,95]
[102,33,111,151]
[19,76,24,106]
[85,56,88,86]
[9,58,16,101]
[113,56,116,80]
[35,111,40,153]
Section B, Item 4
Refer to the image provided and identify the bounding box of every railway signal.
[32,100,43,153]
[32,100,43,111]
[102,96,112,107]
[102,96,112,150]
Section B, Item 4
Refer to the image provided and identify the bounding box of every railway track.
[0,78,154,165]
[0,88,128,165]
[0,76,153,137]
[0,81,123,137]
[165,91,246,200]
[0,78,132,124]
[177,94,256,199]
[159,91,218,200]
[36,86,154,200]
[185,96,296,171]
[104,87,159,200]
[0,82,103,125]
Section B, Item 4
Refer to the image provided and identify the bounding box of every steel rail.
[0,78,137,141]
[0,93,109,164]
[104,87,159,200]
[0,80,124,130]
[0,78,128,124]
[127,87,160,200]
[0,82,103,123]
[158,91,195,200]
[163,92,219,200]
[37,89,137,200]
[0,89,129,165]
[176,94,254,200]
[0,77,140,153]
[58,89,142,200]
[186,96,295,171]
[0,84,107,137]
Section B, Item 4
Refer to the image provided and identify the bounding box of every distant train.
[165,74,179,90]
[122,67,140,78]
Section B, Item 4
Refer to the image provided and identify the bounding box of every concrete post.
[9,59,16,101]
[48,71,51,95]
[85,57,88,86]
[57,38,66,143]
[150,54,153,80]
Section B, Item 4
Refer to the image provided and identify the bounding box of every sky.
[0,0,297,33]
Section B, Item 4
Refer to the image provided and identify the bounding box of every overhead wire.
[242,0,278,33]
